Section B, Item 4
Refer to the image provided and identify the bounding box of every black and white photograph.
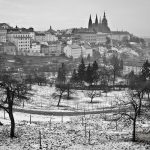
[0,0,150,149]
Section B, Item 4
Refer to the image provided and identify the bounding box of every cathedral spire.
[88,14,92,29]
[95,14,98,25]
[103,11,106,18]
[102,11,108,26]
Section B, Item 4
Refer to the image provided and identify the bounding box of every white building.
[7,31,31,55]
[96,32,108,44]
[64,44,82,58]
[123,61,143,75]
[81,44,93,58]
[109,31,130,41]
[29,32,35,40]
[0,28,7,42]
[28,41,41,56]
[35,32,46,43]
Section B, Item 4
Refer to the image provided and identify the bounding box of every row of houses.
[0,23,60,56]
[0,41,62,56]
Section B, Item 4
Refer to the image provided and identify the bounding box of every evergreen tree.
[70,69,78,83]
[92,61,98,72]
[56,63,67,84]
[85,63,93,85]
[92,61,99,84]
[110,55,120,88]
[77,58,85,83]
[141,60,150,81]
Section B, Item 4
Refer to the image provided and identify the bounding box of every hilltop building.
[88,12,111,33]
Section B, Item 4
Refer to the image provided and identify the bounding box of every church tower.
[95,14,98,26]
[88,15,92,30]
[102,12,108,26]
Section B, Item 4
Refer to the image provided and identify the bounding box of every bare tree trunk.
[138,96,142,116]
[57,95,62,107]
[90,97,93,103]
[113,71,116,90]
[67,87,70,100]
[8,108,15,138]
[132,119,136,142]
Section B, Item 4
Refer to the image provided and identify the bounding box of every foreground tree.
[115,90,145,142]
[0,74,31,138]
[52,83,67,107]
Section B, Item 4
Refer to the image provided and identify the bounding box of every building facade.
[7,31,31,55]
[123,61,143,75]
[35,32,46,43]
[81,44,93,58]
[64,44,82,58]
[0,28,7,42]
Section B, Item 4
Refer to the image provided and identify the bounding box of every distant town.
[0,13,150,77]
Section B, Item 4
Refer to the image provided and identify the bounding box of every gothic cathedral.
[88,12,111,33]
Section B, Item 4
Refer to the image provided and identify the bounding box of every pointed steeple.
[102,11,108,26]
[88,14,92,29]
[103,11,106,18]
[95,14,98,25]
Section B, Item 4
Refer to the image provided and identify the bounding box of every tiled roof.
[35,32,45,36]
[7,30,29,34]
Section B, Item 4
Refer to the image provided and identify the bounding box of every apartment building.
[35,32,46,43]
[81,44,93,57]
[0,28,7,42]
[123,60,143,75]
[64,44,82,58]
[7,31,31,55]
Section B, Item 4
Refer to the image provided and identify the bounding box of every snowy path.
[13,107,127,116]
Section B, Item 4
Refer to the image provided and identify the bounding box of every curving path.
[13,107,127,116]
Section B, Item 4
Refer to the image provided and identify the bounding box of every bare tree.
[85,89,101,103]
[114,90,145,142]
[0,73,31,138]
[65,83,76,100]
[52,83,67,107]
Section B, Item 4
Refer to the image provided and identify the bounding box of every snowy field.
[16,85,125,112]
[0,113,150,150]
[0,85,150,149]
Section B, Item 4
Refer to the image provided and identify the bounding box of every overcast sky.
[0,0,149,37]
